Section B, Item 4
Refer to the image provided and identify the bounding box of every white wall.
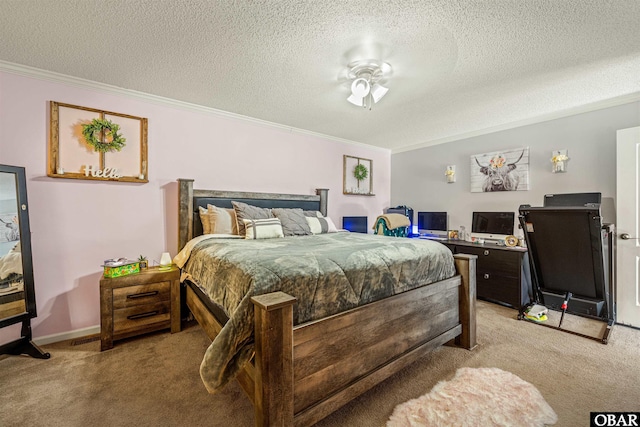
[391,102,640,235]
[0,69,391,344]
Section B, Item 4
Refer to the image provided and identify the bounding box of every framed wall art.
[48,101,148,183]
[343,155,374,196]
[470,147,530,193]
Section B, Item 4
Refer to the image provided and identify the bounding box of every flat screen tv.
[342,216,368,233]
[471,211,515,240]
[417,212,448,237]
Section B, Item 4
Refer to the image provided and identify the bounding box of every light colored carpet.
[0,300,638,426]
[387,367,558,427]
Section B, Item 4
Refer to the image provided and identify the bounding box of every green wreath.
[353,163,368,181]
[82,118,126,153]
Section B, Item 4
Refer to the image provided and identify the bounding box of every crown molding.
[0,60,389,153]
[7,59,632,156]
[392,92,640,154]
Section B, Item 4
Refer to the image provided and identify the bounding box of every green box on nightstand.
[102,260,140,278]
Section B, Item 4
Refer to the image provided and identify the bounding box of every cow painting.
[470,148,529,193]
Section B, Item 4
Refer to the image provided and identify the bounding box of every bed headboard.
[177,179,329,251]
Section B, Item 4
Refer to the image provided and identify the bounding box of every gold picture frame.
[343,155,374,196]
[48,101,148,183]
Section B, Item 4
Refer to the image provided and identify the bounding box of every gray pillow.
[272,208,312,236]
[232,201,274,237]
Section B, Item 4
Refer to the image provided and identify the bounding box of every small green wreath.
[353,163,368,181]
[82,118,126,153]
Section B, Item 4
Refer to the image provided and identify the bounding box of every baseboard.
[33,325,100,346]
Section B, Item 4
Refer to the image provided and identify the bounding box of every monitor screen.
[417,212,448,235]
[471,211,515,237]
[342,216,368,233]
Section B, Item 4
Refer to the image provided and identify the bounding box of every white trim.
[0,60,389,153]
[393,92,640,153]
[33,325,100,346]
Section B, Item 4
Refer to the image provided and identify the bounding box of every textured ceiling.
[1,0,640,152]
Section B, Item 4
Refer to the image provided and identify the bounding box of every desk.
[439,240,531,308]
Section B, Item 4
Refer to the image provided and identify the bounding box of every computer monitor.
[471,211,515,240]
[342,216,368,233]
[417,212,448,237]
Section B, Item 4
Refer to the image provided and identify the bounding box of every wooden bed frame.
[177,179,477,427]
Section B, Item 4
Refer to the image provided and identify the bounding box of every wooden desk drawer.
[113,301,171,334]
[464,247,520,277]
[112,281,170,309]
[443,242,528,308]
[477,271,521,306]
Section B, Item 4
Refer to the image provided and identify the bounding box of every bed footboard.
[453,253,477,350]
[252,292,297,426]
[250,253,477,427]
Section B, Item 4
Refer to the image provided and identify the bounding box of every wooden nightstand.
[100,265,181,351]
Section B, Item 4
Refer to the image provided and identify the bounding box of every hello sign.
[48,101,148,183]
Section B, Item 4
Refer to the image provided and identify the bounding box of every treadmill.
[518,193,615,344]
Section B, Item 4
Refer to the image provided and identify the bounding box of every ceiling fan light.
[347,94,364,106]
[370,84,388,103]
[351,78,370,98]
[344,59,392,110]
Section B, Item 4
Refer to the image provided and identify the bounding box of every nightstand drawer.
[113,301,171,334]
[112,281,170,309]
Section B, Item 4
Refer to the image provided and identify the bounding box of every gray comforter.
[182,232,456,392]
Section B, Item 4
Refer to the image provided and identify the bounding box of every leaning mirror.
[0,164,49,358]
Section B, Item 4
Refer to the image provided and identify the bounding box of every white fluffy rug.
[387,367,558,427]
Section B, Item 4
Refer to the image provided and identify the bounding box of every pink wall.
[0,70,390,343]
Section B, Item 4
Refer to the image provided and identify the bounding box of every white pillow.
[243,218,284,240]
[207,204,238,235]
[198,206,212,234]
[306,216,339,234]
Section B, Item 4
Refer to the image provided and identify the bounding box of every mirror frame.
[0,164,36,329]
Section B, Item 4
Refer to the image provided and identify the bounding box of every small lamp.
[551,150,569,173]
[159,252,172,270]
[445,165,456,183]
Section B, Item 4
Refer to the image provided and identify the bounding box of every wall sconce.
[551,149,569,173]
[445,165,456,183]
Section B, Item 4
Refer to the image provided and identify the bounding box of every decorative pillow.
[306,216,339,234]
[207,204,238,235]
[232,201,274,236]
[303,210,324,218]
[243,218,284,240]
[272,208,312,236]
[198,206,212,234]
[324,216,339,232]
